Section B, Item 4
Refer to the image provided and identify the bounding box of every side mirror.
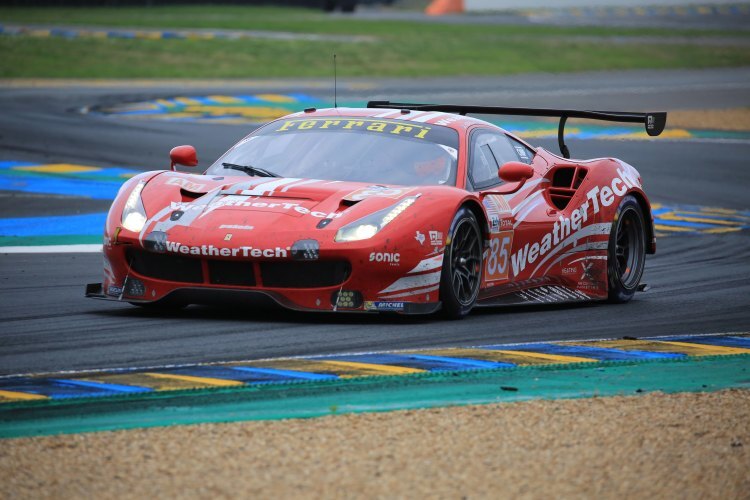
[169,145,198,171]
[480,161,535,197]
[498,161,534,183]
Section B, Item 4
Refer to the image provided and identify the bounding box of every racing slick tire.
[607,195,646,303]
[440,207,483,319]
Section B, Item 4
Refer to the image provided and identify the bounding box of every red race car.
[86,102,666,318]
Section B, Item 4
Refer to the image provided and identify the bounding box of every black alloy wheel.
[440,207,483,319]
[607,195,646,303]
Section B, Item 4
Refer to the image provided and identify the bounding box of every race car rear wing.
[366,101,667,159]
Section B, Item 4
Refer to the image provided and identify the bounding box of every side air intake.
[549,166,588,210]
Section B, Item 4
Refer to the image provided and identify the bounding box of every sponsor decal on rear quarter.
[510,168,637,277]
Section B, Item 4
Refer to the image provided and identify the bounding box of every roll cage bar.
[366,101,667,159]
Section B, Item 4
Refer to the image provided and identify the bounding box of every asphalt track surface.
[1,68,749,375]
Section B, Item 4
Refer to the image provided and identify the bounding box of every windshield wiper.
[222,162,280,178]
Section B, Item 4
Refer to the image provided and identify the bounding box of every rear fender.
[626,187,656,254]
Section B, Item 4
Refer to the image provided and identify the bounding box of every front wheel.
[607,195,646,303]
[440,207,483,319]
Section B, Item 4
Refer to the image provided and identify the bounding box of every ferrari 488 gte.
[86,101,666,318]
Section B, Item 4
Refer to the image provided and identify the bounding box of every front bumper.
[98,208,447,315]
[85,282,442,315]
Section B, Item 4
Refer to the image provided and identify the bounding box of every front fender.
[105,170,167,244]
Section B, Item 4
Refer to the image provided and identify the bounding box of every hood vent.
[180,188,205,201]
[339,199,360,208]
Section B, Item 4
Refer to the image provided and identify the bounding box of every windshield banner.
[272,118,446,143]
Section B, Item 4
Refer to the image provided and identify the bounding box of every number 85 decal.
[485,231,513,282]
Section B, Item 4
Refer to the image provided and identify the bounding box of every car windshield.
[206,116,460,186]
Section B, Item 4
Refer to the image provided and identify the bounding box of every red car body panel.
[94,107,655,314]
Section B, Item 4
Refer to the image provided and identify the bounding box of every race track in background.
[2,159,748,248]
[0,68,748,375]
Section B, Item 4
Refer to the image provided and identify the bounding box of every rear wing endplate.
[367,101,667,159]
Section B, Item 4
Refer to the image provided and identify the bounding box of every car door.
[466,128,554,291]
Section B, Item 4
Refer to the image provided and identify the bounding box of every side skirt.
[476,284,594,308]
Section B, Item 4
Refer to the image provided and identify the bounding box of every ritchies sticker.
[165,241,289,258]
[511,167,638,277]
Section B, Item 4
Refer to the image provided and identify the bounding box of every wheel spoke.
[452,273,461,293]
[456,227,470,251]
[463,233,478,252]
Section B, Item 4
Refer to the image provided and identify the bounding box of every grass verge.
[1,6,750,78]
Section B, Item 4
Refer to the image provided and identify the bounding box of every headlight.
[121,180,148,232]
[335,195,418,242]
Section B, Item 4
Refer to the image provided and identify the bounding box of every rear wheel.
[440,207,483,319]
[607,195,646,303]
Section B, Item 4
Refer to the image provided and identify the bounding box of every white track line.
[0,244,102,254]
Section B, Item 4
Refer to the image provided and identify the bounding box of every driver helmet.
[413,145,454,183]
